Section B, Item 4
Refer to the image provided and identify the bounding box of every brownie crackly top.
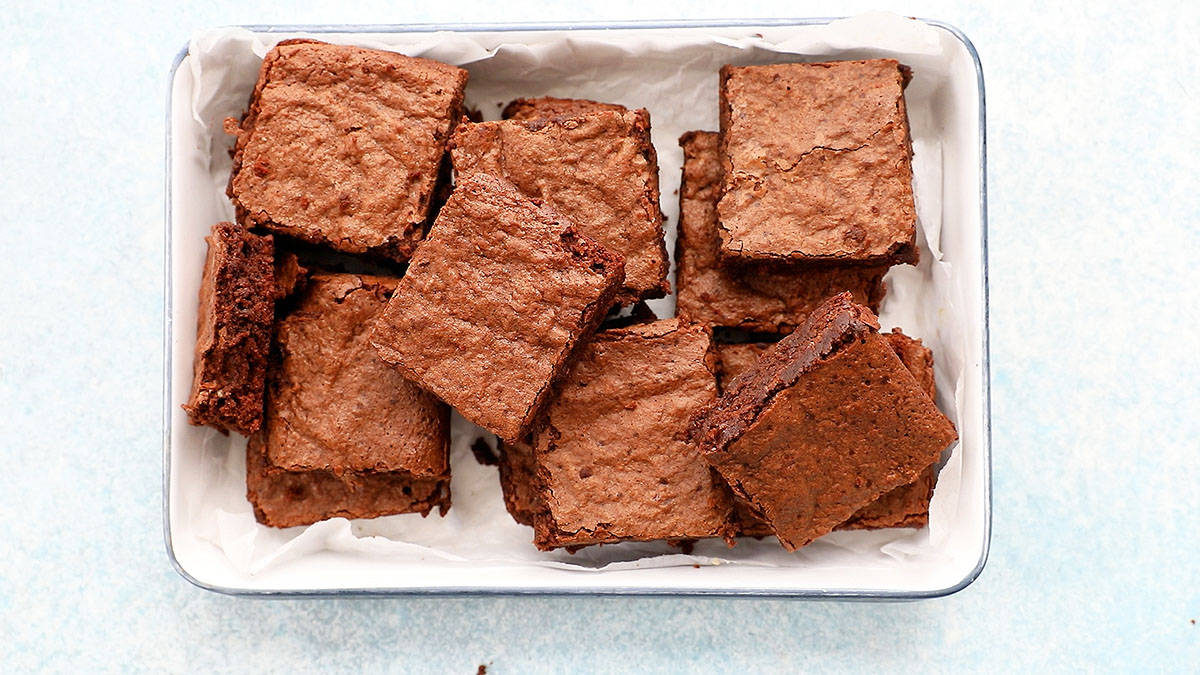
[226,40,468,261]
[371,174,625,444]
[676,131,889,332]
[717,59,917,264]
[450,109,668,304]
[532,318,733,550]
[268,273,450,477]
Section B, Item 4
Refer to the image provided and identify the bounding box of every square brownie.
[529,318,734,550]
[717,60,917,265]
[502,96,627,121]
[267,274,450,477]
[371,174,625,444]
[246,429,450,529]
[715,330,940,535]
[183,222,275,435]
[677,131,889,333]
[691,293,957,551]
[449,109,668,304]
[226,40,469,262]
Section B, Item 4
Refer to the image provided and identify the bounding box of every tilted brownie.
[690,293,957,551]
[715,330,941,535]
[183,222,275,435]
[267,274,450,477]
[371,174,625,444]
[717,60,918,265]
[246,428,450,529]
[226,40,468,262]
[676,131,888,333]
[449,109,668,304]
[502,96,627,121]
[530,318,734,550]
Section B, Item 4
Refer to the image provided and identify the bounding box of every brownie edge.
[183,222,275,435]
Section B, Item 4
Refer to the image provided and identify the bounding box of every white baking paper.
[169,13,987,593]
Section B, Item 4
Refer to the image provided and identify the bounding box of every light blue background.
[1,0,1197,671]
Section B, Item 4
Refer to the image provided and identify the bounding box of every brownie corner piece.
[371,174,625,444]
[449,108,667,304]
[183,221,274,436]
[529,318,734,550]
[226,40,468,262]
[717,59,916,265]
[693,292,957,550]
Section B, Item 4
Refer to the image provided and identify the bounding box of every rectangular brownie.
[266,274,450,477]
[691,293,957,551]
[226,40,468,262]
[715,329,940,535]
[676,131,889,333]
[449,109,668,304]
[183,222,275,435]
[529,318,734,550]
[371,174,625,444]
[246,429,450,529]
[502,96,627,121]
[717,60,917,265]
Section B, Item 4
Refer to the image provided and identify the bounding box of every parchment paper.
[176,13,972,578]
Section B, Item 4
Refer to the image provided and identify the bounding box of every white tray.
[164,16,990,598]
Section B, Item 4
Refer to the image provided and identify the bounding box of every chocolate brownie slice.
[496,439,544,527]
[676,131,888,333]
[226,40,468,262]
[183,222,275,435]
[371,174,625,444]
[718,60,917,265]
[267,274,450,477]
[246,428,450,529]
[502,96,627,121]
[715,330,941,535]
[449,109,668,304]
[691,293,957,551]
[530,318,734,550]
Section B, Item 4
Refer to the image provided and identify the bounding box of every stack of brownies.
[183,39,957,553]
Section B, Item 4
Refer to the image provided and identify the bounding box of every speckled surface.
[1,1,1197,671]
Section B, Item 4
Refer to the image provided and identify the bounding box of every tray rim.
[162,16,991,600]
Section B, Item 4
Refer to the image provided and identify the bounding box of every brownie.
[496,439,544,527]
[272,250,308,301]
[371,174,625,444]
[691,293,957,551]
[246,429,450,529]
[717,60,917,265]
[715,331,940,534]
[226,40,469,262]
[530,318,734,550]
[676,131,888,332]
[502,96,627,121]
[267,274,450,477]
[449,109,668,304]
[183,222,275,435]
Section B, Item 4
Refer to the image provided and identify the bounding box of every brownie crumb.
[477,666,487,675]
